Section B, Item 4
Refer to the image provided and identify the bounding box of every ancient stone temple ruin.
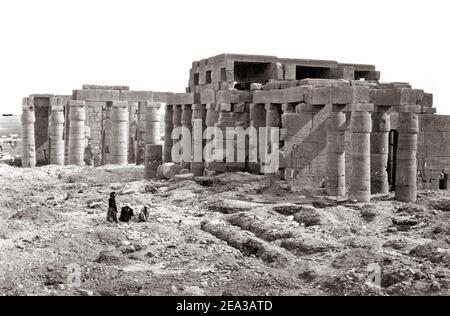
[22,54,450,203]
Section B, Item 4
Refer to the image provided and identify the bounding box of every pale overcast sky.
[0,0,448,114]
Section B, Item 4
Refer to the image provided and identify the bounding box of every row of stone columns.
[21,99,163,173]
[325,105,418,203]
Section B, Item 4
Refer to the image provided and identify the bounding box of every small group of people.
[106,192,151,224]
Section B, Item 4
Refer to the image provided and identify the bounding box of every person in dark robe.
[119,204,135,223]
[107,192,118,224]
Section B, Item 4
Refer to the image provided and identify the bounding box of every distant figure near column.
[68,101,86,166]
[21,97,36,168]
[110,101,129,166]
[49,98,65,166]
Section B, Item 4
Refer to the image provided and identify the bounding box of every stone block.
[369,88,417,106]
[282,86,309,103]
[82,85,129,91]
[282,113,301,129]
[299,79,350,87]
[284,64,296,80]
[328,66,355,81]
[216,90,253,104]
[233,103,247,113]
[218,103,232,112]
[200,89,216,104]
[73,89,120,101]
[167,93,195,105]
[434,116,450,132]
[253,90,283,104]
[307,87,332,105]
[331,86,370,104]
[364,71,381,81]
[422,93,433,107]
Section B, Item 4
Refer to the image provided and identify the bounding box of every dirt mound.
[430,199,450,212]
[95,250,125,265]
[207,199,259,214]
[272,204,316,216]
[10,206,64,225]
[95,228,126,246]
[383,239,408,250]
[293,209,321,227]
[201,220,291,266]
[360,206,378,222]
[396,203,427,215]
[255,182,291,197]
[228,213,294,242]
[410,243,450,266]
[279,237,340,256]
[332,249,384,269]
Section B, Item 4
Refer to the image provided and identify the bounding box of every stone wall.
[416,114,450,190]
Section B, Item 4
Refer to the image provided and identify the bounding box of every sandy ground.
[0,164,448,296]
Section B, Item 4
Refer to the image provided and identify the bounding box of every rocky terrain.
[0,164,448,296]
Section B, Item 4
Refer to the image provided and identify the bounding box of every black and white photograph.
[0,0,449,303]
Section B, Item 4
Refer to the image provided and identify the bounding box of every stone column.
[181,104,193,170]
[135,102,147,165]
[191,104,206,176]
[110,101,129,166]
[164,104,174,163]
[233,103,249,173]
[204,104,219,173]
[68,101,86,166]
[144,102,163,179]
[102,102,113,165]
[279,103,296,179]
[396,112,419,202]
[263,103,281,174]
[145,144,163,180]
[128,101,139,164]
[145,102,161,145]
[213,103,234,173]
[248,103,266,174]
[326,107,347,197]
[371,109,391,194]
[349,105,373,203]
[21,97,36,168]
[49,98,65,166]
[172,105,182,164]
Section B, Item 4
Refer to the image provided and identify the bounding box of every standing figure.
[84,142,94,167]
[107,192,118,224]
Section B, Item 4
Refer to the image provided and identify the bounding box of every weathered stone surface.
[73,89,120,101]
